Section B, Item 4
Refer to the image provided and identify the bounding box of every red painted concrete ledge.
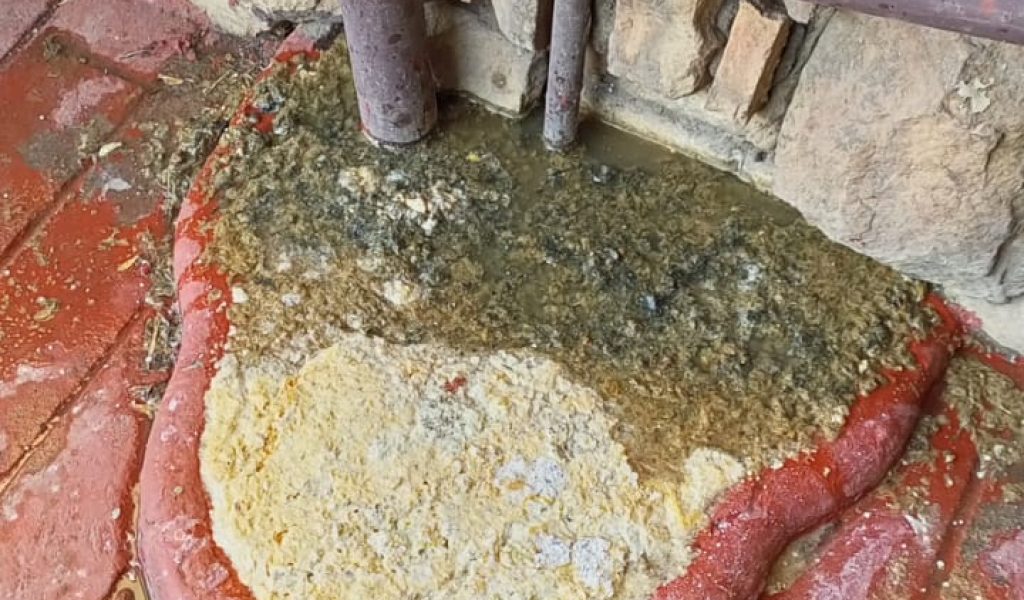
[138,36,966,600]
[655,298,960,600]
[137,30,321,600]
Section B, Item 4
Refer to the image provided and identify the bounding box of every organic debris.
[209,44,935,479]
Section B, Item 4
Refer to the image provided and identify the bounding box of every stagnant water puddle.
[197,43,937,599]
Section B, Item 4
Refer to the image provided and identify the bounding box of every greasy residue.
[207,43,934,484]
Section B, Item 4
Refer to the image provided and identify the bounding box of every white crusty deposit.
[201,333,747,599]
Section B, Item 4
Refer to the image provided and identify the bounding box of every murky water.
[107,571,148,600]
[209,43,933,481]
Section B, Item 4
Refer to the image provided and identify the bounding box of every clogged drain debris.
[199,43,937,599]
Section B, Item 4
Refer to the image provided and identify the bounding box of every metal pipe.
[543,0,591,151]
[808,0,1024,45]
[339,0,437,144]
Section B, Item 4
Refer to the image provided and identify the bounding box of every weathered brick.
[0,33,139,251]
[0,0,48,59]
[706,2,791,121]
[0,315,151,600]
[51,0,211,79]
[0,146,164,475]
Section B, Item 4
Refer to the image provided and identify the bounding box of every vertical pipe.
[543,0,591,151]
[339,0,438,145]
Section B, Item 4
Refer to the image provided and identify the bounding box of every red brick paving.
[0,0,272,598]
[0,32,140,252]
[0,185,158,476]
[0,0,49,59]
[50,0,212,80]
[0,312,154,600]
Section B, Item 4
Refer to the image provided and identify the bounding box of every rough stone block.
[607,0,725,98]
[783,0,814,23]
[591,0,617,55]
[491,0,552,50]
[428,8,547,115]
[706,1,791,121]
[774,11,1024,303]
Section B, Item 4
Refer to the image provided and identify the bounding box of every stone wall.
[772,12,1024,354]
[191,0,1023,354]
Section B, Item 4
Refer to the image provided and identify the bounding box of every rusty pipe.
[807,0,1024,45]
[339,0,437,144]
[543,0,591,151]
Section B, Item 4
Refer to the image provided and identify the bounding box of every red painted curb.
[137,147,248,600]
[655,299,961,600]
[765,397,979,599]
[933,351,1024,600]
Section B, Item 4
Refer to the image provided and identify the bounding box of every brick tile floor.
[0,2,277,598]
[0,32,141,251]
[0,0,49,61]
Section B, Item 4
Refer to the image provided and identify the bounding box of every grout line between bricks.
[103,485,154,600]
[54,30,166,91]
[0,306,149,496]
